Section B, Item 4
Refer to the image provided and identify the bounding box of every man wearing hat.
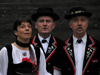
[30,7,64,75]
[53,7,100,75]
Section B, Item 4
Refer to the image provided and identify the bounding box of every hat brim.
[31,13,59,21]
[64,12,92,20]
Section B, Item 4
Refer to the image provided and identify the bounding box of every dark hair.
[13,16,32,37]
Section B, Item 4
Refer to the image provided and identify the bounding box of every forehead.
[20,21,31,25]
[37,16,53,20]
[71,16,87,20]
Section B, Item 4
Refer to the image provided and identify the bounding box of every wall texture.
[0,0,100,48]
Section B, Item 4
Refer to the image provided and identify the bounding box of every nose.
[26,26,30,30]
[78,20,82,26]
[43,21,47,25]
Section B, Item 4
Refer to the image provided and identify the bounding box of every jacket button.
[68,68,70,70]
[48,63,50,65]
[87,70,89,72]
[48,71,51,74]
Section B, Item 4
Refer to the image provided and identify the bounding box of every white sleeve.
[39,48,51,75]
[0,47,8,75]
[53,69,62,75]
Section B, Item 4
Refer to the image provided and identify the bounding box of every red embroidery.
[22,57,31,62]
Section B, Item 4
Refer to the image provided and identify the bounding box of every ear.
[52,22,55,29]
[14,30,18,36]
[69,23,72,28]
[35,22,37,29]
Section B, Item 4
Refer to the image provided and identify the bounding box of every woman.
[0,16,51,75]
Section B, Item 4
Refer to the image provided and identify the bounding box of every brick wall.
[0,0,100,48]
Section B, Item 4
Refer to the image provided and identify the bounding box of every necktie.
[77,39,82,43]
[42,39,47,43]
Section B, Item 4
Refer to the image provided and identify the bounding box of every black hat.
[64,7,92,20]
[31,7,59,21]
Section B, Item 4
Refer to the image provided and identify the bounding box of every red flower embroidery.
[22,57,31,63]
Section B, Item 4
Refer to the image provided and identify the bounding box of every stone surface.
[0,0,100,48]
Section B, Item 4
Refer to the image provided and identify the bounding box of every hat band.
[71,10,85,14]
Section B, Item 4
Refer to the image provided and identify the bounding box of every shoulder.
[0,46,7,54]
[30,44,41,55]
[0,44,14,57]
[0,46,8,61]
[29,37,34,44]
[29,35,37,43]
[88,35,100,44]
[52,36,64,43]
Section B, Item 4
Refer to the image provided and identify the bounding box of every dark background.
[0,0,100,49]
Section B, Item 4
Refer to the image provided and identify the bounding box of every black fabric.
[14,61,32,73]
[64,6,92,20]
[5,44,15,75]
[5,44,40,75]
[33,45,40,65]
[16,40,30,47]
[31,7,59,21]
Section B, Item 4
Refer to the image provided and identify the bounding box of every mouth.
[42,28,48,30]
[24,33,30,35]
[77,27,82,31]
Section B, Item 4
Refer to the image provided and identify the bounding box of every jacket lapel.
[83,35,97,74]
[63,36,75,72]
[46,36,57,62]
[31,35,57,61]
[31,35,44,53]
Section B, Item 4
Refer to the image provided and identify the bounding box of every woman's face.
[14,21,32,42]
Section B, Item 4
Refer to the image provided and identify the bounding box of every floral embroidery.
[22,57,31,62]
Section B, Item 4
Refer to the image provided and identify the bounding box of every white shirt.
[38,34,51,53]
[73,34,87,75]
[0,44,51,75]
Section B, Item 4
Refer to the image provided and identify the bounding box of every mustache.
[77,26,83,29]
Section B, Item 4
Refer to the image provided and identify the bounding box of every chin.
[40,31,49,34]
[24,37,31,40]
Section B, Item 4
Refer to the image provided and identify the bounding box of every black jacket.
[54,35,100,75]
[30,34,64,74]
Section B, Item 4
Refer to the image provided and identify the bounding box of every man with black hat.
[30,7,64,75]
[53,7,100,75]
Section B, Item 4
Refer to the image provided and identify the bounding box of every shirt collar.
[73,34,87,44]
[38,34,51,43]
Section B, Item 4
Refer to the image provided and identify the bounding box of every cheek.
[36,24,42,29]
[49,26,54,31]
[30,29,32,33]
[35,23,40,29]
[50,24,55,29]
[83,23,88,29]
[72,27,76,31]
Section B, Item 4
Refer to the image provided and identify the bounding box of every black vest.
[5,44,40,75]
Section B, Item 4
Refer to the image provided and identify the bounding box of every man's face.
[69,16,88,37]
[35,16,55,36]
